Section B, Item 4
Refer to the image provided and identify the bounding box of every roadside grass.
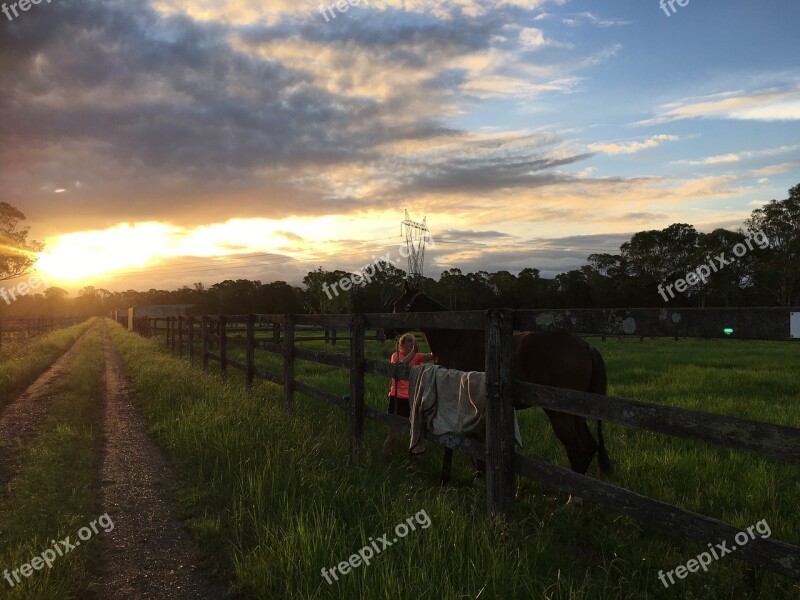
[0,321,106,599]
[0,319,94,412]
[110,321,800,599]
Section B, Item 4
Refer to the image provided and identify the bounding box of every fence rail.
[0,316,84,347]
[137,308,800,581]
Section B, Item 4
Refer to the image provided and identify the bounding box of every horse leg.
[440,448,453,486]
[545,410,597,475]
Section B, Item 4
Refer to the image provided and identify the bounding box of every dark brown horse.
[387,284,611,484]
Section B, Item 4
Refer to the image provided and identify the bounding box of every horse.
[386,284,611,489]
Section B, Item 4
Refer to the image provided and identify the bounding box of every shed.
[128,304,194,331]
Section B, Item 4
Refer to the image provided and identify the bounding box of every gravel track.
[94,326,229,599]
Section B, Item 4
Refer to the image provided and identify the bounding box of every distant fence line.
[0,316,84,348]
[136,307,800,582]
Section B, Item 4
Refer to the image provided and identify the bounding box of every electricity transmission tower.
[400,209,430,286]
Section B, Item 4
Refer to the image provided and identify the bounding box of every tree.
[302,267,353,314]
[745,184,800,306]
[555,269,593,308]
[0,202,42,281]
[516,268,555,308]
[693,229,750,307]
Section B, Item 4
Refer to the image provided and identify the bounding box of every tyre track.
[0,329,93,487]
[95,326,228,599]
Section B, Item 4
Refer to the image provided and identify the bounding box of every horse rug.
[408,364,523,454]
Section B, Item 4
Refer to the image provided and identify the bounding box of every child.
[383,333,434,456]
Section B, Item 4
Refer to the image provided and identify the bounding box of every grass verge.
[0,322,106,599]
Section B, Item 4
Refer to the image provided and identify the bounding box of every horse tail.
[587,343,612,475]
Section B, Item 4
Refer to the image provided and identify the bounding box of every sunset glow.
[33,216,380,284]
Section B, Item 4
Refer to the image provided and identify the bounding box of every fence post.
[219,315,228,380]
[485,308,516,519]
[165,318,170,348]
[246,314,255,391]
[283,315,295,412]
[331,327,337,346]
[188,317,195,361]
[273,322,280,344]
[178,316,184,357]
[349,314,366,465]
[202,316,209,371]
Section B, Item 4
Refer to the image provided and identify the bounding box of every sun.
[36,223,177,283]
[32,214,384,286]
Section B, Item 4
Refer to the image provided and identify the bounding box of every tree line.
[1,184,798,317]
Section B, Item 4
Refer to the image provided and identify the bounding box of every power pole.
[400,209,430,287]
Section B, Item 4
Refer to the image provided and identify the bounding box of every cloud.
[751,161,800,176]
[564,12,630,27]
[673,144,800,166]
[587,135,680,155]
[636,85,800,126]
[0,0,623,228]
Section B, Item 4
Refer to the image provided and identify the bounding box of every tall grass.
[109,323,800,599]
[0,323,106,599]
[0,319,94,410]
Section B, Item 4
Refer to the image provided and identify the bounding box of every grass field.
[107,321,800,599]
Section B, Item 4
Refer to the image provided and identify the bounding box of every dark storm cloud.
[393,153,594,194]
[0,0,516,179]
[0,0,383,173]
[0,0,622,224]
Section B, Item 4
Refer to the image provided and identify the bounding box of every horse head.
[384,283,435,339]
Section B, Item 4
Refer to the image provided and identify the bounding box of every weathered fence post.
[201,316,209,371]
[349,314,366,465]
[283,315,295,412]
[272,322,280,344]
[246,314,255,391]
[178,316,184,357]
[331,327,337,346]
[219,315,228,380]
[485,308,516,519]
[188,316,195,361]
[165,318,171,348]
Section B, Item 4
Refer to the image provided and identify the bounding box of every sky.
[1,0,799,293]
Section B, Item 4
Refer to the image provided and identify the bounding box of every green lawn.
[110,322,800,599]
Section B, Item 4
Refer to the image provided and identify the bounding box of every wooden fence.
[0,316,84,348]
[140,307,800,582]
